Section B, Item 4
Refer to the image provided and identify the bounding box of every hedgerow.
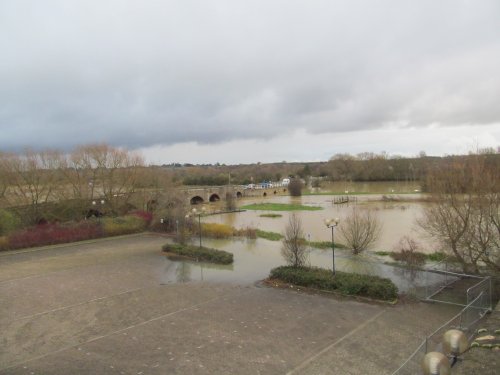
[162,243,233,264]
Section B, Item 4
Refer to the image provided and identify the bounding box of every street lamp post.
[324,218,340,276]
[191,206,206,248]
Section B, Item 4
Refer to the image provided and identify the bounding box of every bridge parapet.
[182,185,287,204]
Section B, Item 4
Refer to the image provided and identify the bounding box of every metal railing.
[392,289,490,374]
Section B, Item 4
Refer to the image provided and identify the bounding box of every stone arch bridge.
[181,185,288,205]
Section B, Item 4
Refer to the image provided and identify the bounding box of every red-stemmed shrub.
[7,222,103,250]
[130,210,153,225]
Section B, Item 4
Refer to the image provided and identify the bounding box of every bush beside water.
[162,243,233,264]
[269,266,398,301]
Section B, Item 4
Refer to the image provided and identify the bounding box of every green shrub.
[269,266,398,301]
[374,251,391,256]
[162,243,233,264]
[426,252,447,262]
[0,209,20,236]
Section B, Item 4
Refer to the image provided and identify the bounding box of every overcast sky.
[1,0,499,164]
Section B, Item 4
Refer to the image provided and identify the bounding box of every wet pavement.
[0,234,460,374]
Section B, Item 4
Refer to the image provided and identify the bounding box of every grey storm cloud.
[1,0,500,151]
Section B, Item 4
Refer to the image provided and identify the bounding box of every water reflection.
[158,237,442,294]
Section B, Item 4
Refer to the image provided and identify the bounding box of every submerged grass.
[374,250,453,263]
[241,203,322,211]
[256,230,283,241]
[259,213,283,218]
[309,240,348,250]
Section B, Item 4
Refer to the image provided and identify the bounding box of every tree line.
[166,150,499,188]
[0,144,170,227]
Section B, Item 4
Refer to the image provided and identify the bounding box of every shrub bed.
[200,223,234,238]
[269,266,398,301]
[6,222,103,250]
[196,223,257,239]
[102,215,148,236]
[162,243,233,264]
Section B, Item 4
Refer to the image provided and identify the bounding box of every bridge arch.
[236,191,242,198]
[190,196,204,205]
[209,193,220,202]
[263,192,267,197]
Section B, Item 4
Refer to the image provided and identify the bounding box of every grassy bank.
[374,251,449,263]
[241,203,322,211]
[309,240,348,250]
[269,266,398,301]
[162,243,233,264]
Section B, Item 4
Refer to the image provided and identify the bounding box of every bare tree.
[63,144,145,215]
[281,213,308,267]
[393,236,425,268]
[0,149,60,225]
[418,154,500,273]
[288,178,303,196]
[339,207,382,255]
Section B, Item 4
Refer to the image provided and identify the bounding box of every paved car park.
[0,234,459,374]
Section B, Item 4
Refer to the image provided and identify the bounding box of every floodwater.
[159,237,443,294]
[204,194,437,253]
[160,192,446,293]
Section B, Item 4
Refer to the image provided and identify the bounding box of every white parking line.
[286,309,387,375]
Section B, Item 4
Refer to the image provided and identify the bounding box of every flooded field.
[203,194,436,254]
[168,192,445,293]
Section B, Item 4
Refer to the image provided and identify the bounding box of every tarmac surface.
[0,234,461,374]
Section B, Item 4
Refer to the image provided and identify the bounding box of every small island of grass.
[162,243,233,264]
[259,213,283,218]
[256,229,284,241]
[268,266,398,302]
[241,203,322,211]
